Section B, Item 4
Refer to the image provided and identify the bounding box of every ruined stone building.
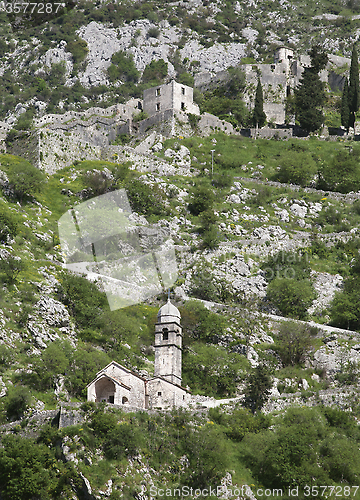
[87,299,190,409]
[143,80,200,116]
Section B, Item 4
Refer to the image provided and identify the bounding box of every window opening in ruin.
[181,87,185,95]
[109,395,114,404]
[286,85,291,97]
[158,392,162,396]
[122,396,128,404]
[156,88,161,96]
[181,102,185,110]
[156,103,160,111]
[163,328,169,340]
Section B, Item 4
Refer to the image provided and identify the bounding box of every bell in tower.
[154,298,182,386]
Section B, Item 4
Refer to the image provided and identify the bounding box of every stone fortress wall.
[4,49,352,173]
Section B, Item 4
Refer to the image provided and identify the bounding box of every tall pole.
[210,149,215,176]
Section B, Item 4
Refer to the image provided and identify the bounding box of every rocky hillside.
[1,129,360,497]
[1,0,360,125]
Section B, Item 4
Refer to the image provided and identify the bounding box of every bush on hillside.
[7,161,45,204]
[0,206,18,242]
[142,59,168,83]
[267,278,315,320]
[125,178,167,216]
[107,51,139,83]
[275,321,313,366]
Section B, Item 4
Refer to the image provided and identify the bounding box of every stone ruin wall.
[39,130,102,174]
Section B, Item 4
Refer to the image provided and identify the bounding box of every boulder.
[290,203,307,218]
[35,296,70,327]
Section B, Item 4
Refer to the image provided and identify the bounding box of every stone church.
[87,299,190,409]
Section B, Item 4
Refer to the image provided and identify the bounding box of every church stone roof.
[157,299,181,323]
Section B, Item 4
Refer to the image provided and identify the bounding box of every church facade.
[87,300,190,409]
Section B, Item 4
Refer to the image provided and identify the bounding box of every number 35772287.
[0,2,64,14]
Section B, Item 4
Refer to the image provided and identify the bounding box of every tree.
[0,435,59,500]
[182,425,230,488]
[4,386,32,420]
[0,255,24,284]
[252,78,266,129]
[267,278,315,320]
[7,161,45,204]
[142,59,168,83]
[341,78,350,132]
[276,321,312,367]
[294,45,328,133]
[348,44,360,133]
[243,364,272,414]
[188,183,215,216]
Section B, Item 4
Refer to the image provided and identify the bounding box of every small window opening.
[181,87,185,95]
[158,392,162,396]
[109,395,114,404]
[122,396,128,404]
[181,102,185,110]
[156,88,161,96]
[156,102,160,111]
[162,328,169,341]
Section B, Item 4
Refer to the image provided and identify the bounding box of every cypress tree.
[348,44,359,133]
[294,45,328,134]
[341,78,350,133]
[252,78,266,129]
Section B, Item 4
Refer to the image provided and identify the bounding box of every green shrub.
[67,39,88,63]
[275,321,312,366]
[188,183,215,215]
[0,255,25,284]
[107,51,139,83]
[261,250,312,283]
[0,205,18,242]
[267,278,315,319]
[147,27,160,39]
[274,150,317,187]
[209,406,271,441]
[142,59,168,83]
[318,148,360,193]
[7,160,45,204]
[103,423,140,459]
[182,342,245,398]
[243,364,272,414]
[57,271,108,329]
[133,111,148,123]
[125,178,167,216]
[4,386,32,420]
[0,434,62,500]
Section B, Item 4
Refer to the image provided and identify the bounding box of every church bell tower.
[154,299,182,386]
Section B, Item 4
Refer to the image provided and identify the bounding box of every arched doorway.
[95,377,115,403]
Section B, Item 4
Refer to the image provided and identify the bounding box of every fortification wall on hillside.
[38,130,102,174]
[34,101,141,128]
